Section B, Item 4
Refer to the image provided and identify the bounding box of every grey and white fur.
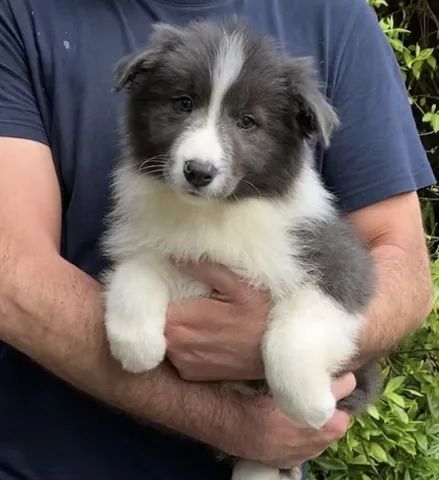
[103,21,381,480]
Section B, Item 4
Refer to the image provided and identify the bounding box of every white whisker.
[138,154,169,172]
[240,178,261,197]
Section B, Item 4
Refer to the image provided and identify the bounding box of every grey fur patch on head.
[115,20,340,200]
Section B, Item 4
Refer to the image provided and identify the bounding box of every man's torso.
[0,1,390,478]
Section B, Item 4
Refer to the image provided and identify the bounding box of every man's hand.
[233,373,355,468]
[166,261,270,381]
[165,261,356,467]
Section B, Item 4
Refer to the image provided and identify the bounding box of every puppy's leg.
[263,288,361,429]
[232,460,280,480]
[104,256,169,373]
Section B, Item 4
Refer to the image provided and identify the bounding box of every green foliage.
[309,281,439,479]
[310,2,439,478]
[368,0,439,137]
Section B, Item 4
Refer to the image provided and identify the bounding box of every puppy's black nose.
[183,160,218,188]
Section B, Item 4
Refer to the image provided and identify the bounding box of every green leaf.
[403,49,413,67]
[387,392,406,408]
[391,404,409,424]
[314,457,348,471]
[427,55,437,69]
[405,388,424,398]
[389,38,404,52]
[412,61,422,79]
[416,48,434,61]
[350,455,370,465]
[414,432,428,451]
[369,443,389,463]
[367,405,380,420]
[428,424,439,435]
[384,376,405,395]
[400,439,417,456]
[346,429,359,452]
[423,112,432,123]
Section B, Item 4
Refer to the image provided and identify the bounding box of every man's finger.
[166,296,228,330]
[172,259,247,296]
[322,409,351,439]
[331,372,357,401]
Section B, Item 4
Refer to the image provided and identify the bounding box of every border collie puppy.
[103,21,380,480]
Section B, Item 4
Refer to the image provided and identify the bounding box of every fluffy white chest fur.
[106,162,331,298]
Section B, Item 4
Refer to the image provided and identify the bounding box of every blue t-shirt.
[0,1,434,479]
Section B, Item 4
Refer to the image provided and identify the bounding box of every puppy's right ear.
[114,23,183,92]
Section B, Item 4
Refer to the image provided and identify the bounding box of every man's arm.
[0,137,353,468]
[348,191,433,363]
[0,138,229,444]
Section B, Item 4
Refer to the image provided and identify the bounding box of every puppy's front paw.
[105,315,166,373]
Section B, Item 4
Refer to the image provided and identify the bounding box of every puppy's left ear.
[114,50,154,92]
[114,23,183,92]
[287,57,339,148]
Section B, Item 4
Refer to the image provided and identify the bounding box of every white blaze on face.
[209,31,246,125]
[172,31,245,191]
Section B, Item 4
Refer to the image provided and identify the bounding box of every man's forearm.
[0,248,239,452]
[357,242,433,363]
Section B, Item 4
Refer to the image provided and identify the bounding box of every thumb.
[332,372,357,401]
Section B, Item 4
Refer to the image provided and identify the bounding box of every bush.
[309,280,439,479]
[309,1,439,478]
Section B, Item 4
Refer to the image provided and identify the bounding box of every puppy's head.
[116,22,339,200]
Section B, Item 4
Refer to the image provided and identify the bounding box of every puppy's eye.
[238,115,257,130]
[173,96,193,113]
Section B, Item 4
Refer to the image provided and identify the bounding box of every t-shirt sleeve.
[0,0,48,144]
[323,0,435,213]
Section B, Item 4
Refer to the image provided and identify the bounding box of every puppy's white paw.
[106,316,166,373]
[273,385,335,430]
[232,460,280,480]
